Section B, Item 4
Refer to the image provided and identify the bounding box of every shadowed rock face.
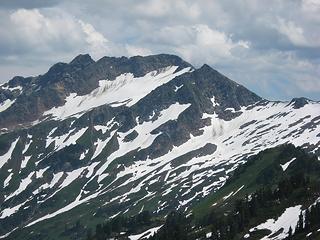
[0,54,192,129]
[288,97,310,109]
[0,54,260,129]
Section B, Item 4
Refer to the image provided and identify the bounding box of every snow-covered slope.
[0,54,319,239]
[43,66,192,119]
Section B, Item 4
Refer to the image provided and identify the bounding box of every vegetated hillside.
[192,144,320,240]
[86,144,320,240]
[0,54,319,240]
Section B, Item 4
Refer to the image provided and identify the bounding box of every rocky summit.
[0,54,319,240]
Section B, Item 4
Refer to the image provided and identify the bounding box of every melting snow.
[95,102,191,183]
[3,172,13,188]
[128,226,162,240]
[22,139,32,155]
[0,227,18,239]
[46,127,88,151]
[8,97,320,232]
[80,149,89,160]
[223,191,234,200]
[60,167,86,189]
[249,205,302,240]
[91,130,116,160]
[0,99,15,112]
[94,124,115,134]
[1,85,23,92]
[33,172,64,195]
[35,167,50,179]
[6,172,34,200]
[174,84,184,92]
[280,158,296,171]
[43,66,192,119]
[0,202,26,219]
[232,185,245,196]
[211,96,219,107]
[0,138,19,169]
[20,156,32,170]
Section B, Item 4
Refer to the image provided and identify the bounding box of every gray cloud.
[0,0,319,100]
[0,0,62,9]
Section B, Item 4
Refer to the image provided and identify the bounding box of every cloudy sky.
[0,0,319,100]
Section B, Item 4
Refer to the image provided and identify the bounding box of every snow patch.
[0,138,20,169]
[174,84,183,92]
[211,96,220,107]
[80,149,89,160]
[249,205,302,240]
[0,202,26,219]
[20,156,31,170]
[0,99,15,112]
[280,158,296,171]
[92,131,116,160]
[128,225,162,240]
[45,127,87,152]
[6,172,34,200]
[4,172,13,188]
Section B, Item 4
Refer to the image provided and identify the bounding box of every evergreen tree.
[96,224,104,240]
[150,211,190,240]
[86,229,92,240]
[287,226,292,239]
[103,222,112,237]
[305,208,311,230]
[295,211,304,233]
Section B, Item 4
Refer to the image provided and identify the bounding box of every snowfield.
[43,66,192,119]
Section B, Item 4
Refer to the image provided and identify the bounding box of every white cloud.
[174,1,201,19]
[10,9,43,32]
[9,9,83,51]
[194,25,235,53]
[79,20,109,59]
[168,24,250,65]
[134,0,200,19]
[125,45,152,56]
[142,24,250,63]
[0,8,124,79]
[135,0,170,17]
[302,0,320,15]
[276,18,310,47]
[5,8,127,61]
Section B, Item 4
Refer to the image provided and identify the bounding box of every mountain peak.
[198,63,222,76]
[288,97,310,109]
[130,53,188,62]
[70,54,95,67]
[200,63,212,70]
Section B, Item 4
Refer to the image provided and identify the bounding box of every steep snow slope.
[43,66,192,119]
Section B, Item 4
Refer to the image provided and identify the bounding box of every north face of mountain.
[0,54,192,129]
